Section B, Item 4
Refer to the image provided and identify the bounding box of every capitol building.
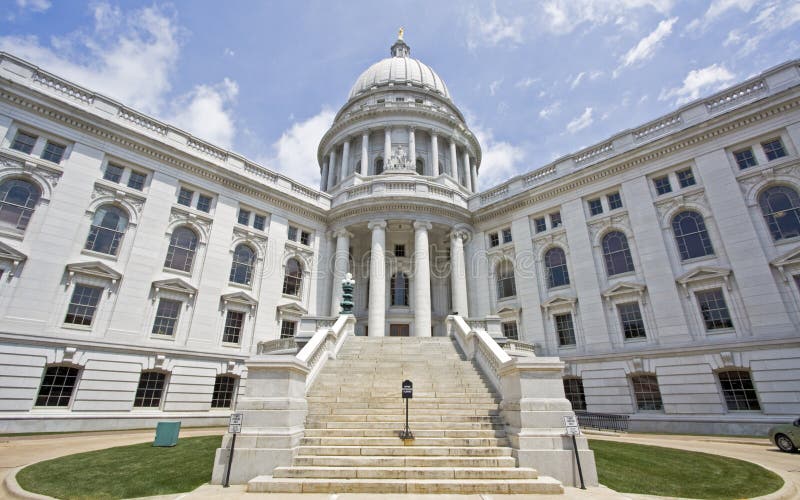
[0,31,799,449]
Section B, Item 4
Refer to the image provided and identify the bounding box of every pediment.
[771,247,800,268]
[277,302,308,315]
[541,295,577,310]
[676,266,731,285]
[602,281,646,298]
[496,306,520,315]
[66,261,122,284]
[222,290,258,307]
[152,278,198,297]
[0,241,27,263]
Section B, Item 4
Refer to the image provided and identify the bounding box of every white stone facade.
[0,39,799,435]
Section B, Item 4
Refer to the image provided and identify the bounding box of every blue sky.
[2,1,799,189]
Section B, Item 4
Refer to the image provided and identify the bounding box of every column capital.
[367,220,387,231]
[413,221,432,231]
[449,229,470,241]
[333,228,353,239]
[430,129,438,137]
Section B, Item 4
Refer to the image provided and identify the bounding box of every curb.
[2,467,56,499]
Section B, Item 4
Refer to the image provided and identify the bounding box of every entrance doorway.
[389,324,410,337]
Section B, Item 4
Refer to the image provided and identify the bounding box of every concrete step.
[306,396,500,404]
[303,428,507,438]
[307,402,501,411]
[307,407,501,416]
[305,414,503,424]
[300,436,511,447]
[307,420,504,430]
[296,446,513,457]
[272,466,538,480]
[292,455,518,468]
[247,476,565,494]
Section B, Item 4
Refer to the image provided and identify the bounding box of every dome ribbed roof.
[348,38,450,100]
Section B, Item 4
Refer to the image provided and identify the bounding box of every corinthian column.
[340,139,350,182]
[330,228,351,315]
[409,127,416,170]
[368,220,387,336]
[329,148,337,187]
[320,156,329,191]
[413,221,432,337]
[361,132,369,175]
[450,230,469,317]
[470,160,478,192]
[463,151,473,191]
[384,128,392,166]
[431,132,439,176]
[449,139,457,178]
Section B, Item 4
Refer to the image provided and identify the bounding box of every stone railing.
[446,315,598,488]
[503,339,537,355]
[296,314,354,389]
[333,176,469,209]
[705,79,766,113]
[31,70,94,104]
[256,337,298,354]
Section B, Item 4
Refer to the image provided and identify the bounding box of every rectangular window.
[696,288,733,330]
[280,320,297,339]
[734,148,757,169]
[223,310,244,344]
[211,375,237,408]
[196,194,212,213]
[653,176,672,195]
[35,366,79,407]
[64,284,102,326]
[501,321,519,340]
[104,164,124,183]
[395,97,404,102]
[588,198,603,216]
[607,192,623,210]
[718,371,761,411]
[288,226,298,242]
[133,371,166,408]
[127,171,146,191]
[152,299,182,336]
[676,168,696,188]
[489,232,499,247]
[41,141,66,163]
[394,244,406,257]
[632,374,663,410]
[300,231,311,246]
[555,313,576,347]
[177,187,193,207]
[502,228,513,243]
[618,302,646,340]
[550,212,562,228]
[563,378,586,411]
[237,209,250,226]
[534,217,546,233]
[10,131,37,154]
[762,138,787,161]
[253,214,266,231]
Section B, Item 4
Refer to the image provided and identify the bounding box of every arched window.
[544,247,570,288]
[415,158,424,175]
[229,244,256,285]
[439,160,446,175]
[374,157,384,175]
[602,231,635,276]
[84,205,129,256]
[282,258,303,297]
[0,178,41,231]
[391,272,409,306]
[496,261,516,299]
[671,211,714,260]
[759,185,800,241]
[164,227,198,272]
[355,160,361,174]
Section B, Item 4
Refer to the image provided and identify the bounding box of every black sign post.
[401,380,413,440]
[223,413,242,488]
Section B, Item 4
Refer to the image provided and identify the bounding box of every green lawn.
[16,435,222,500]
[589,439,784,500]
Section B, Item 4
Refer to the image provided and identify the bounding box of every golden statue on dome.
[398,27,404,40]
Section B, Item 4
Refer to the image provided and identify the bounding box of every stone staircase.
[247,336,564,494]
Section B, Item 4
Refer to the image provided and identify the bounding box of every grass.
[589,439,784,500]
[16,435,222,500]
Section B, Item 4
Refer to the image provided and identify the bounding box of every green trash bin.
[153,421,181,447]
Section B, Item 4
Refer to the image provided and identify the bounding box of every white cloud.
[566,107,594,134]
[470,123,524,189]
[0,3,242,148]
[267,108,335,188]
[720,2,800,56]
[489,79,503,96]
[171,79,239,148]
[615,17,678,75]
[224,47,235,57]
[15,0,51,12]
[539,101,562,119]
[515,77,540,89]
[540,0,674,34]
[688,0,757,31]
[569,72,585,90]
[658,64,735,105]
[466,3,524,49]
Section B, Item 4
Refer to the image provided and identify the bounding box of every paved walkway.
[1,428,797,499]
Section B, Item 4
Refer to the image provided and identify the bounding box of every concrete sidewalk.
[1,428,797,499]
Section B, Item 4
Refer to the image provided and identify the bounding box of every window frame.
[733,148,757,170]
[617,302,647,341]
[653,175,672,196]
[133,370,168,409]
[151,298,183,337]
[34,365,81,408]
[588,198,603,216]
[222,309,246,344]
[211,375,238,409]
[282,257,304,297]
[164,226,200,273]
[495,261,517,300]
[563,377,587,411]
[63,283,104,328]
[554,313,577,347]
[631,374,664,411]
[717,370,761,412]
[761,138,787,161]
[671,210,715,261]
[695,287,734,331]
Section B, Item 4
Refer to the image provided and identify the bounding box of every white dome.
[348,56,450,100]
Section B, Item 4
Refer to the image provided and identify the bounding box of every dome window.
[374,158,384,175]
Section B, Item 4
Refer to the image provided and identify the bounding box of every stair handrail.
[447,314,511,394]
[296,313,355,390]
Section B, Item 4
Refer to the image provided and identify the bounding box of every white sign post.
[563,414,585,489]
[224,413,243,487]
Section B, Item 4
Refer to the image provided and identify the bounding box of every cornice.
[474,95,800,224]
[328,200,472,226]
[0,84,329,224]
